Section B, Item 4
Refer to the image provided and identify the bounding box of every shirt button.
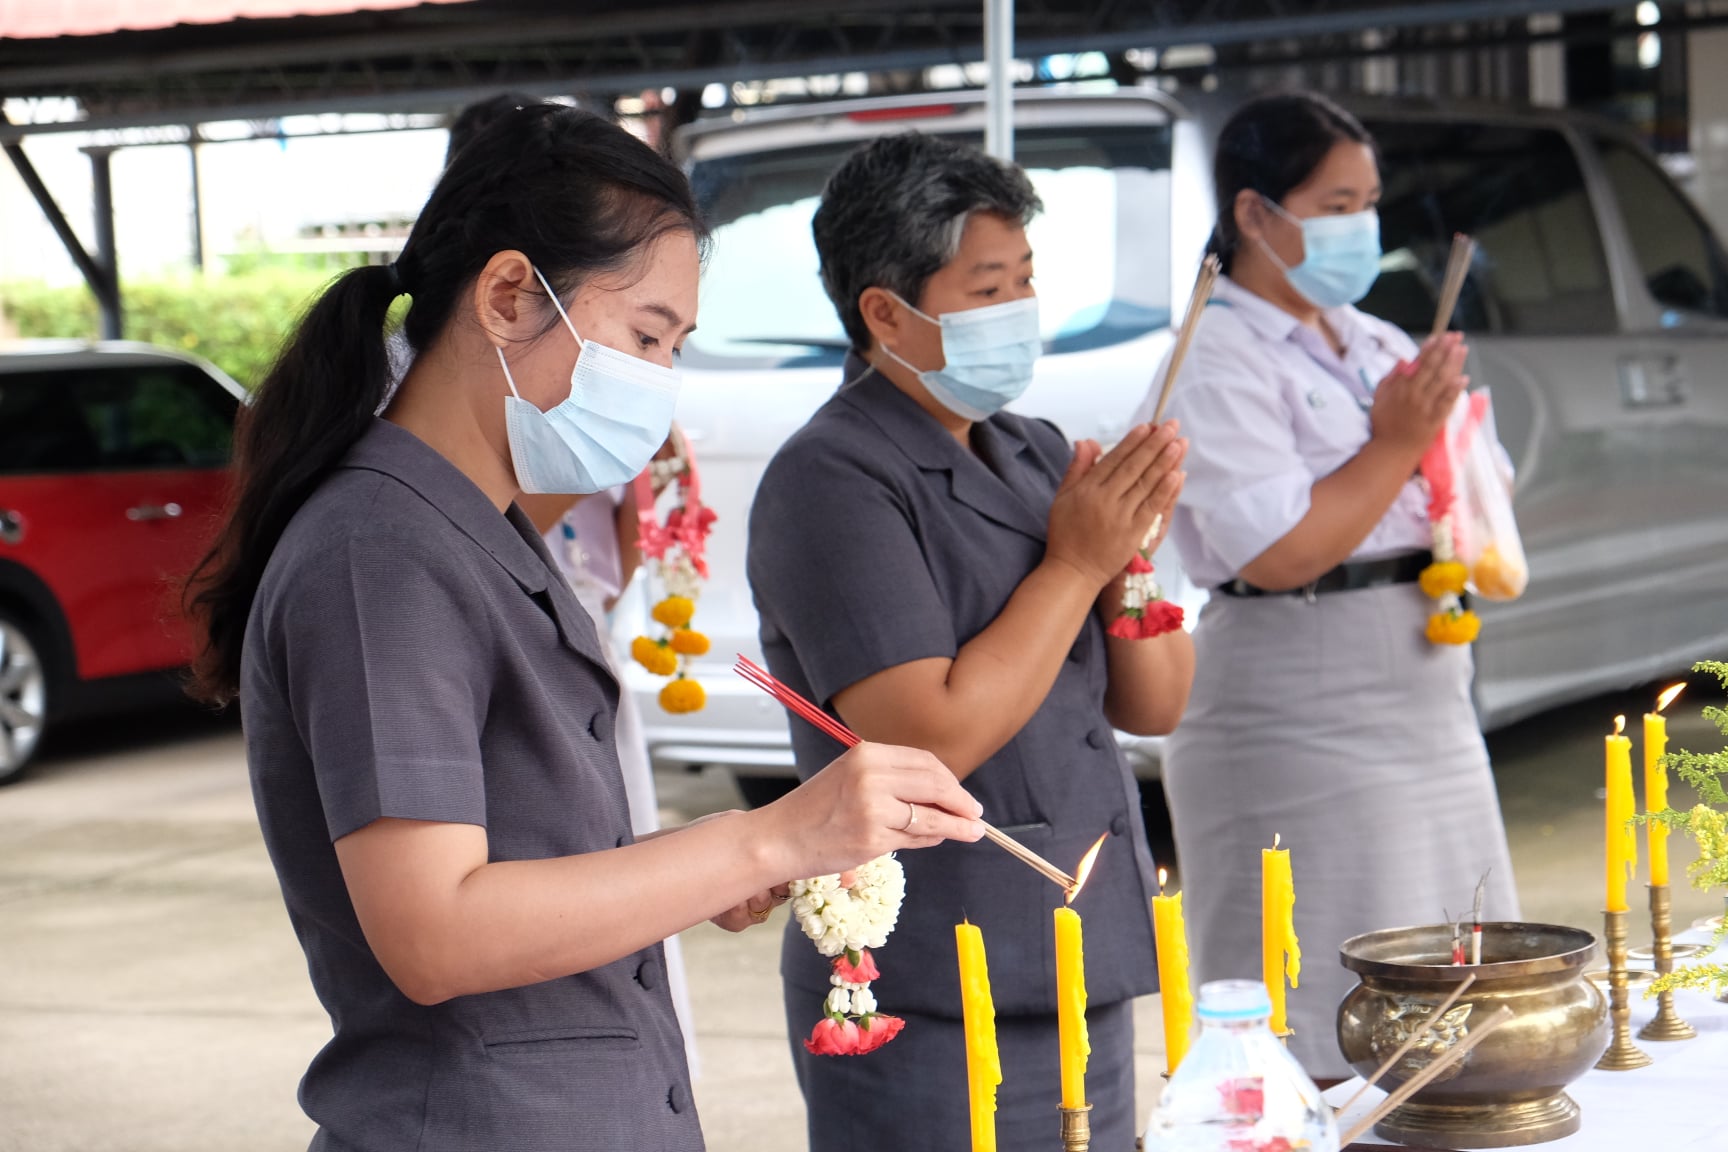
[668,1083,689,1114]
[589,710,612,743]
[1086,729,1108,750]
[637,958,660,992]
[1110,814,1128,837]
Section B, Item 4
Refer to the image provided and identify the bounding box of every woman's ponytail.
[185,262,402,703]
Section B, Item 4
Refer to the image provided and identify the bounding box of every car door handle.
[125,502,183,522]
[0,509,22,545]
[1619,354,1687,408]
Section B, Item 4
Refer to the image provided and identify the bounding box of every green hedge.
[1,269,349,391]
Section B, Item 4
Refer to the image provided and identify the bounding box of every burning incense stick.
[1340,1006,1512,1148]
[1429,233,1476,341]
[1141,255,1221,547]
[733,656,1077,891]
[1335,972,1476,1116]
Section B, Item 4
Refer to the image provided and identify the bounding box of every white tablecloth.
[1324,926,1728,1150]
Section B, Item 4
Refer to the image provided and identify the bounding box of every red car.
[0,340,243,782]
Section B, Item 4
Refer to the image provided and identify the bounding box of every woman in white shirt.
[1138,91,1519,1076]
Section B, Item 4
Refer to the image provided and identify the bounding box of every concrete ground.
[1,677,1723,1152]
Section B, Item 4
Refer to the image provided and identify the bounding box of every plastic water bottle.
[1143,979,1340,1152]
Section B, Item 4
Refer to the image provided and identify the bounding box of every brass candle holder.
[1595,908,1654,1070]
[1638,883,1697,1041]
[1059,1103,1091,1152]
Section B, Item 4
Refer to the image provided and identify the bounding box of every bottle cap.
[1196,979,1273,1021]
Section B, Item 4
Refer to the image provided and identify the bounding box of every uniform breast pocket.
[483,1024,642,1059]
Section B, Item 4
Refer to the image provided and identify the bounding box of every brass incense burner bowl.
[1338,923,1608,1148]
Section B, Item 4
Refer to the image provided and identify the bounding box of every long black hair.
[186,104,706,704]
[1204,91,1375,274]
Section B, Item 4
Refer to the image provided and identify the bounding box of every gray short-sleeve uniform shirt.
[747,360,1160,1018]
[243,420,700,1152]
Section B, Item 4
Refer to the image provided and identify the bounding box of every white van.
[610,87,1728,806]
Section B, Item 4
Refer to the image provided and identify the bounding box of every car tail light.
[846,105,959,123]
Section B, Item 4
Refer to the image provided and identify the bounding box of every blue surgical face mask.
[1258,197,1383,308]
[878,293,1042,421]
[497,267,681,495]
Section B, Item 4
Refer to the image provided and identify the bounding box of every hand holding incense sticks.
[733,656,1080,892]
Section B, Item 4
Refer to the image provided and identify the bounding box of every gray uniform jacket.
[748,359,1160,1019]
[243,420,700,1152]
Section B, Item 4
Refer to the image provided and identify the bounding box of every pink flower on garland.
[854,1014,904,1054]
[804,1016,862,1056]
[833,948,880,984]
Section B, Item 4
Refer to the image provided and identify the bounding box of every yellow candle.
[1262,836,1300,1036]
[1151,869,1195,1074]
[956,923,1001,1152]
[1644,684,1685,888]
[1645,712,1669,887]
[1605,716,1637,912]
[1054,906,1089,1108]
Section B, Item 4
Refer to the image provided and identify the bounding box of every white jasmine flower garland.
[791,854,908,1057]
[789,853,905,957]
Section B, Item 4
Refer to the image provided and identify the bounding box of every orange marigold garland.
[629,429,717,710]
[1419,433,1481,646]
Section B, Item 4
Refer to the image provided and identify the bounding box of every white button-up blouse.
[1135,275,1432,590]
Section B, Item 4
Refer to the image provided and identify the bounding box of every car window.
[685,123,1173,369]
[0,364,238,474]
[1596,137,1728,320]
[1359,120,1616,336]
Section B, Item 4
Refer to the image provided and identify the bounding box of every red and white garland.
[1108,543,1184,640]
[790,855,908,1056]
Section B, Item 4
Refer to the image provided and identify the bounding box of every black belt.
[1216,551,1433,600]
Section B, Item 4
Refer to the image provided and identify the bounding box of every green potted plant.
[1649,660,1728,996]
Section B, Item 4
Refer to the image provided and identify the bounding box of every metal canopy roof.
[2,0,1643,137]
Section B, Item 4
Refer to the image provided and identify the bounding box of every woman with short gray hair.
[748,132,1194,1151]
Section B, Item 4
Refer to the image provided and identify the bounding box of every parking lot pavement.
[2,680,1723,1151]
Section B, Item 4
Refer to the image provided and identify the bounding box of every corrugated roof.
[0,0,473,40]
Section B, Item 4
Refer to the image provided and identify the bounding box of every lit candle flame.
[1614,714,1626,736]
[1157,867,1167,895]
[1656,683,1686,714]
[1273,832,1282,850]
[1065,833,1108,905]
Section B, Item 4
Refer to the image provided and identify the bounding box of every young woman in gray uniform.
[748,133,1194,1151]
[185,105,984,1151]
[1138,92,1519,1076]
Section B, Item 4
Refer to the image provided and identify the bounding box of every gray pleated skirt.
[784,987,1137,1152]
[1163,580,1519,1078]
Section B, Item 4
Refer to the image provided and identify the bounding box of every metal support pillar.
[84,147,121,339]
[188,132,206,272]
[984,0,1013,161]
[1,112,121,338]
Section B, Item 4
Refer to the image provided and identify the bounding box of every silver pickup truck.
[604,87,1728,806]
